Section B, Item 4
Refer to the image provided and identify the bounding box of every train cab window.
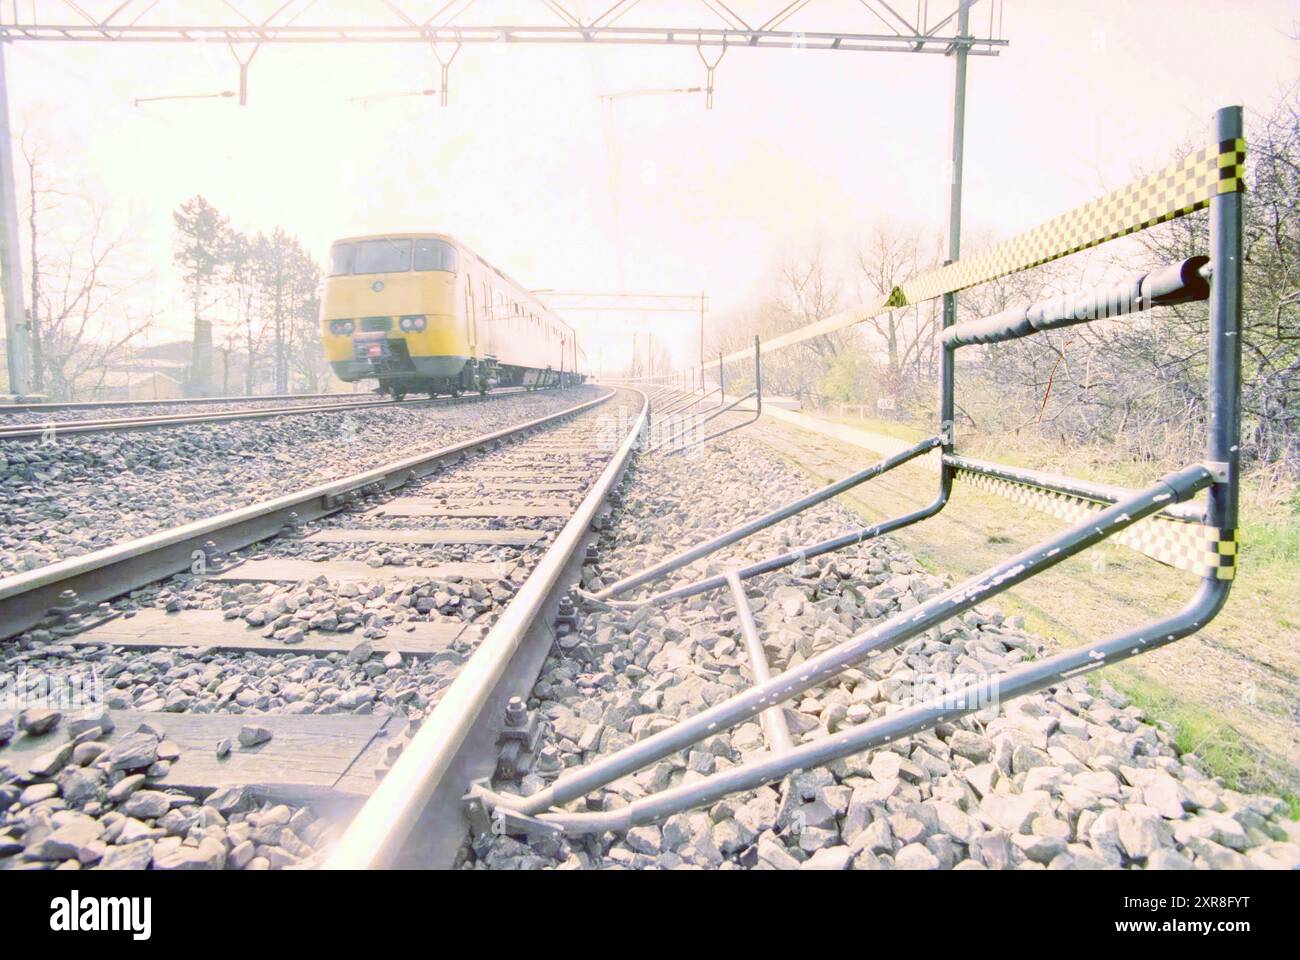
[352,238,412,274]
[414,238,458,273]
[328,243,353,276]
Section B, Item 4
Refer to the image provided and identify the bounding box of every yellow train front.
[321,233,585,398]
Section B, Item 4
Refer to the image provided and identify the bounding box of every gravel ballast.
[0,392,388,426]
[0,392,623,870]
[467,423,1300,871]
[0,710,333,870]
[0,386,604,576]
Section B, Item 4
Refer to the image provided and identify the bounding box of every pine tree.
[172,196,231,395]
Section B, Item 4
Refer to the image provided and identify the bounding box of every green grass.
[816,412,929,443]
[1247,511,1300,567]
[1102,673,1288,803]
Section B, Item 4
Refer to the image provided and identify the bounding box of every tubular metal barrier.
[579,434,943,605]
[473,463,1218,831]
[644,336,763,455]
[471,106,1245,838]
[941,255,1212,349]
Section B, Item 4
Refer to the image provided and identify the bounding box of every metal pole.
[521,582,1229,835]
[699,291,706,394]
[947,3,970,268]
[627,489,948,607]
[1208,105,1243,537]
[0,42,31,397]
[726,571,793,753]
[592,436,940,599]
[939,1,969,456]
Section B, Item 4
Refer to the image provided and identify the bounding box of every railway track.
[0,390,359,416]
[0,386,645,870]
[0,387,533,440]
[6,382,1294,871]
[344,382,1296,873]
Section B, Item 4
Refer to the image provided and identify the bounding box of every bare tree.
[856,223,944,400]
[28,193,155,400]
[223,231,266,396]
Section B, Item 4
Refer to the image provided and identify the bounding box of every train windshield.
[329,237,457,275]
[414,238,458,273]
[352,238,412,274]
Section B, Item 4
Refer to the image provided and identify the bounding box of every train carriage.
[321,233,585,398]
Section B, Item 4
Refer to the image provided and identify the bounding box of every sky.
[5,0,1299,373]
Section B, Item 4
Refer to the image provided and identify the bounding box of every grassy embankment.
[758,410,1299,814]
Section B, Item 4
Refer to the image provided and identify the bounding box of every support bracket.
[430,40,462,107]
[696,36,727,110]
[227,42,261,106]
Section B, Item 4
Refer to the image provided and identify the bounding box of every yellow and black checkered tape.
[722,139,1246,366]
[955,468,1236,580]
[904,139,1247,304]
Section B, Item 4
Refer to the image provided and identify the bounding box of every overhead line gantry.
[0,1,1005,398]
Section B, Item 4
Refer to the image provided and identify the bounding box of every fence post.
[938,0,969,496]
[1207,105,1244,537]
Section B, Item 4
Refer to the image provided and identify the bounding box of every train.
[321,233,585,398]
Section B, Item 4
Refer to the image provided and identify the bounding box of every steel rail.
[325,388,649,869]
[0,389,614,642]
[0,389,359,414]
[0,387,532,440]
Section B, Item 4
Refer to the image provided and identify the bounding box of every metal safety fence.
[469,105,1245,838]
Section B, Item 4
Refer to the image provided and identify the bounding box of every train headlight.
[329,318,355,336]
[399,315,427,333]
